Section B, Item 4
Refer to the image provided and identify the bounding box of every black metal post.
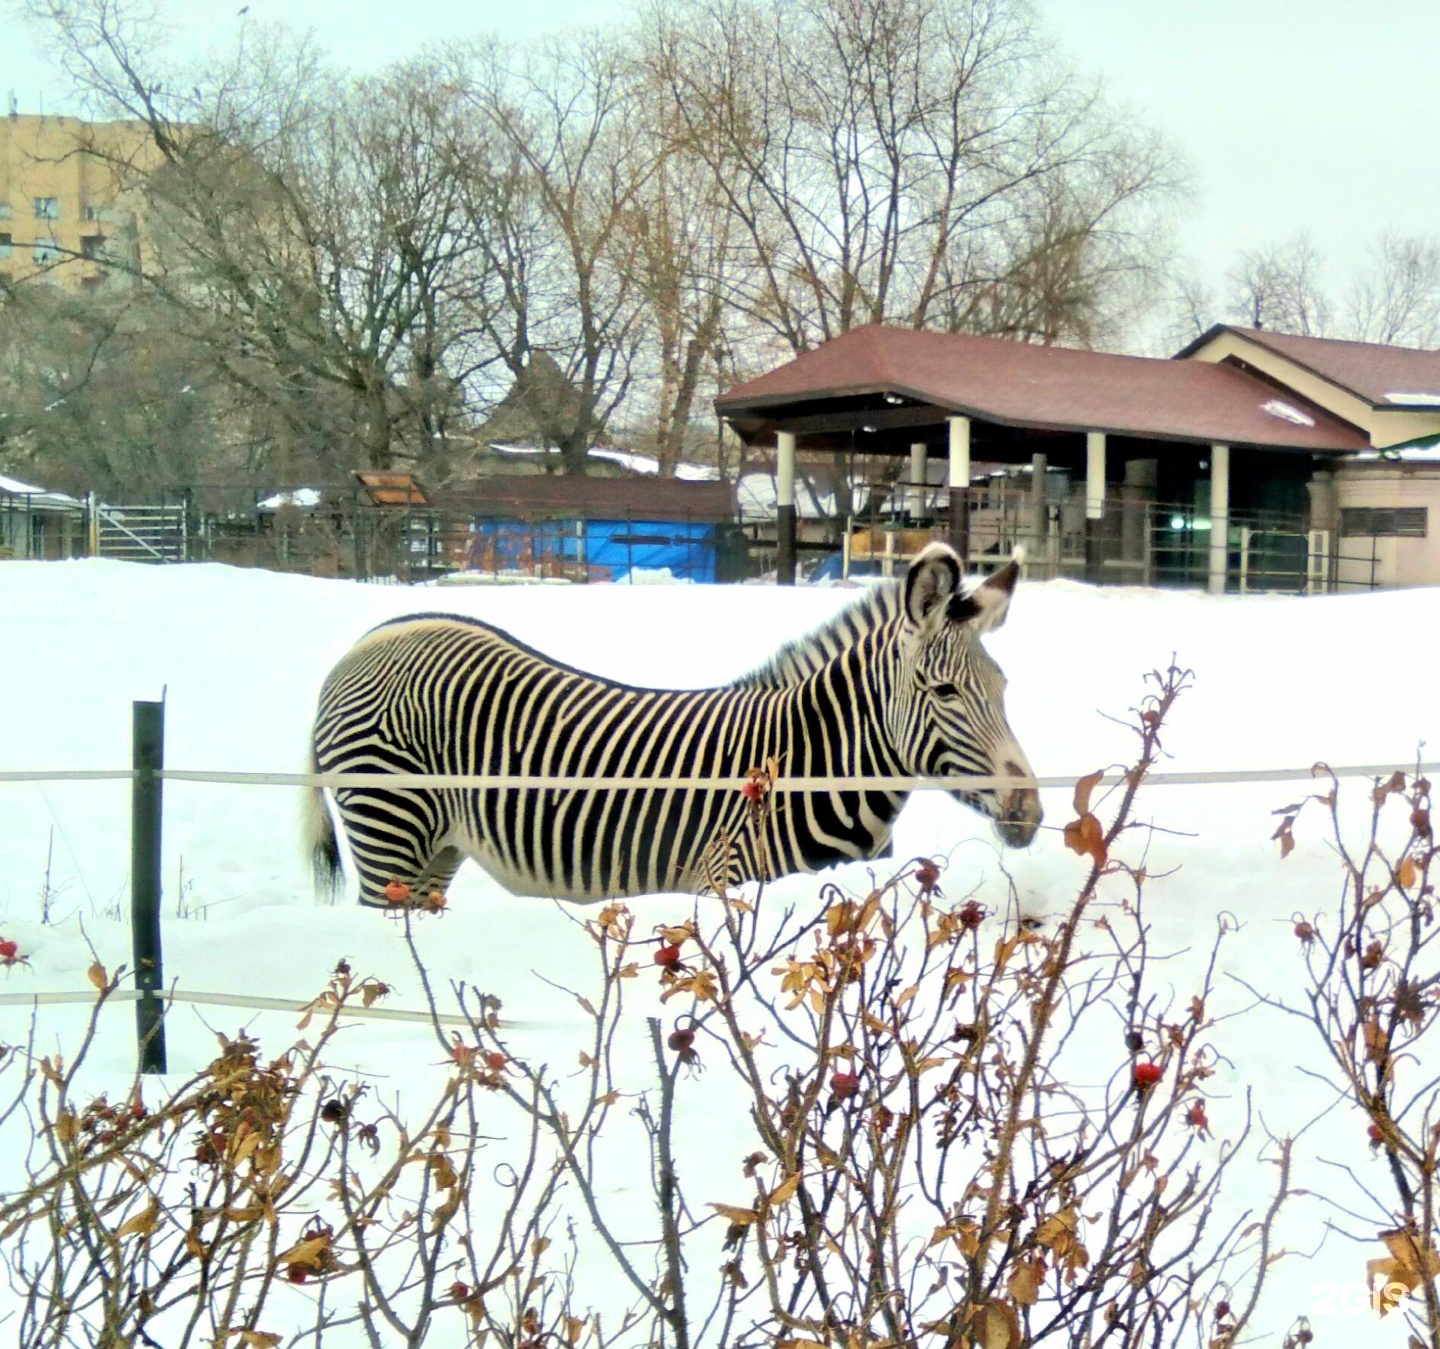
[948,486,970,565]
[131,700,168,1074]
[776,504,797,585]
[1084,517,1104,585]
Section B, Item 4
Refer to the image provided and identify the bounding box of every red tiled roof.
[716,325,1369,451]
[1180,325,1440,408]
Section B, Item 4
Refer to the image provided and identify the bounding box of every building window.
[33,196,59,220]
[0,203,12,220]
[1340,506,1428,538]
[80,234,106,260]
[0,232,12,259]
[82,204,107,222]
[33,237,60,264]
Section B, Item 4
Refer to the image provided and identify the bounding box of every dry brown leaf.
[87,961,107,992]
[768,1173,801,1206]
[1007,1256,1045,1306]
[116,1199,161,1241]
[708,1203,759,1227]
[972,1298,1023,1349]
[1073,769,1105,818]
[1063,812,1108,867]
[277,1233,331,1269]
[1398,856,1419,889]
[1367,1228,1440,1313]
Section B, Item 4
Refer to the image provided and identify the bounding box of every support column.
[1029,453,1048,564]
[776,430,797,586]
[947,416,970,563]
[1085,431,1106,584]
[909,442,928,521]
[1208,443,1230,596]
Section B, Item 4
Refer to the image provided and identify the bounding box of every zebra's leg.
[337,791,452,908]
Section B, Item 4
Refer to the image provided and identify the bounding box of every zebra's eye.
[931,681,960,699]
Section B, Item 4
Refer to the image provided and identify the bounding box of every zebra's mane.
[733,583,904,688]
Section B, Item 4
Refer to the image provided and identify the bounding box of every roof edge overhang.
[717,385,1363,455]
[1176,324,1409,412]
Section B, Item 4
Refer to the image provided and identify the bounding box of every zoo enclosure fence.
[5,696,1438,1074]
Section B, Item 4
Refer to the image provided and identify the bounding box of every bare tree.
[1347,234,1440,348]
[1227,233,1331,336]
[24,0,501,480]
[458,32,656,475]
[650,0,1182,359]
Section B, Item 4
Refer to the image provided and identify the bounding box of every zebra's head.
[890,542,1042,848]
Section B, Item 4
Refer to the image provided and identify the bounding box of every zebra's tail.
[304,745,343,901]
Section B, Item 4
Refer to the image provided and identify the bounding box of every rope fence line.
[0,986,559,1031]
[2,763,1438,792]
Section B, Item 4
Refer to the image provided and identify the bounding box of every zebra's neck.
[733,583,904,688]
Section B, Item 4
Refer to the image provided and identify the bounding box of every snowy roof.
[0,473,85,510]
[488,444,720,481]
[257,488,323,512]
[1354,433,1440,464]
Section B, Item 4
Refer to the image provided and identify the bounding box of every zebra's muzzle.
[994,760,1042,848]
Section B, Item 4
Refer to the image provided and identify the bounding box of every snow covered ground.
[2,558,1439,1342]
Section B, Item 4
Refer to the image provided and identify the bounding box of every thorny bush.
[0,665,1313,1347]
[1263,766,1440,1345]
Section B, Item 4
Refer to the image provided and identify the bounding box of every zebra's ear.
[903,543,963,632]
[947,550,1022,633]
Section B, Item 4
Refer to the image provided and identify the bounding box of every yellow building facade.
[0,111,157,289]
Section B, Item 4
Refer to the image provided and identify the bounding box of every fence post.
[131,699,168,1074]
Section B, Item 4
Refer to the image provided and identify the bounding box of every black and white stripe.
[305,543,1042,904]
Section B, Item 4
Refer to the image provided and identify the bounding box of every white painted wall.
[1333,467,1440,588]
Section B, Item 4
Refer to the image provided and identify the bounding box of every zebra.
[304,542,1042,905]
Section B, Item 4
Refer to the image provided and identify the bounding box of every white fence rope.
[2,763,1438,791]
[0,986,558,1031]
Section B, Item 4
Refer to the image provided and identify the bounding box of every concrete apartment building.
[0,108,156,289]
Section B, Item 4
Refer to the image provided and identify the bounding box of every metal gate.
[93,502,189,563]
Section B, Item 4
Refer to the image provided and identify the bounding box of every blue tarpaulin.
[469,517,718,582]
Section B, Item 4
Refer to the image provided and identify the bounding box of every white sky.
[2,0,1436,346]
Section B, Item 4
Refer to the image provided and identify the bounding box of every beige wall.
[1187,330,1440,449]
[1333,466,1440,589]
[0,113,157,289]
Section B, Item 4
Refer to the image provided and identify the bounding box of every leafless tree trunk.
[458,33,655,475]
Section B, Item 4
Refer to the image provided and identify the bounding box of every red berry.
[957,901,984,931]
[0,939,18,960]
[483,1052,507,1072]
[287,1266,309,1284]
[1293,921,1315,944]
[831,1070,861,1100]
[1368,1122,1385,1145]
[450,1281,471,1300]
[654,943,683,969]
[1186,1100,1209,1132]
[668,1027,696,1053]
[741,778,766,802]
[1141,710,1160,728]
[1132,1060,1163,1090]
[915,860,941,892]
